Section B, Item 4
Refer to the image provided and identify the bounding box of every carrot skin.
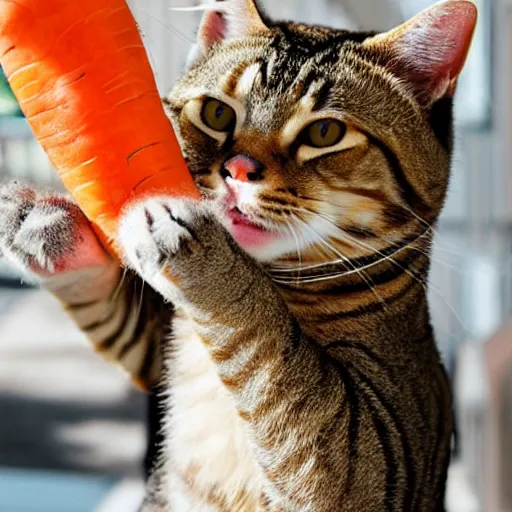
[0,0,198,254]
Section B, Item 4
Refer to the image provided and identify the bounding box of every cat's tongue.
[227,208,277,248]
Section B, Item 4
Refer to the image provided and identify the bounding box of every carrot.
[0,0,199,255]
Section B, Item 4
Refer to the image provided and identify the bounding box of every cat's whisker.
[339,233,467,332]
[376,234,466,275]
[112,267,129,302]
[301,199,466,262]
[273,272,351,285]
[270,211,349,274]
[293,215,388,310]
[136,278,146,322]
[271,261,356,284]
[296,207,430,292]
[288,205,428,259]
[283,221,304,279]
[270,212,431,278]
[309,209,431,286]
[343,230,429,287]
[304,210,466,330]
[396,203,467,256]
[270,260,347,273]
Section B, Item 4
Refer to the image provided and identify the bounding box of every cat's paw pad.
[0,182,108,277]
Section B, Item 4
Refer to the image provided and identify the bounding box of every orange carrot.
[0,0,199,254]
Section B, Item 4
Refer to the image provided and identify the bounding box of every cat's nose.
[221,155,264,182]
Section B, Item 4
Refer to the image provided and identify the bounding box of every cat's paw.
[0,181,109,279]
[118,197,206,302]
[119,197,239,303]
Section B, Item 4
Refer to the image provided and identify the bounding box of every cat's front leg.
[0,182,112,283]
[0,181,167,389]
[119,197,355,511]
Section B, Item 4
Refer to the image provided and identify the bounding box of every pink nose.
[222,155,264,182]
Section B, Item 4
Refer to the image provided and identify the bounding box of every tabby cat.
[0,0,477,510]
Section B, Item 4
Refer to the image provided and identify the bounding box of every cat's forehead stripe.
[312,81,333,112]
[298,80,327,111]
[234,62,262,98]
[221,61,254,97]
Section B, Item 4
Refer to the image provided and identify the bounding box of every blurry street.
[0,286,146,511]
[0,287,146,476]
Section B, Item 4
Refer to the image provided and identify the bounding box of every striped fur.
[0,1,477,510]
[0,182,168,390]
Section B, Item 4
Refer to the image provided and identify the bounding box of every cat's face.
[166,0,476,263]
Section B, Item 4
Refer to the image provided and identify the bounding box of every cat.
[0,0,477,510]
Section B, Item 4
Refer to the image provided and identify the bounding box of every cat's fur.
[0,1,477,510]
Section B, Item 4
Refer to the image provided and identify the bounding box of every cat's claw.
[0,181,109,279]
[118,197,207,303]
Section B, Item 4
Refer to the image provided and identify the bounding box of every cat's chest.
[164,315,262,511]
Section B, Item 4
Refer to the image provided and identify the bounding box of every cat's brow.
[220,61,255,97]
[312,80,334,111]
[299,79,330,110]
[234,62,262,98]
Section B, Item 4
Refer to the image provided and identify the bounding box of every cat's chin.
[237,237,298,263]
[225,208,291,262]
[228,208,276,243]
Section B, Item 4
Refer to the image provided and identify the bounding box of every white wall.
[128,0,200,94]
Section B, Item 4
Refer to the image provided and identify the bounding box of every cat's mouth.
[226,207,280,248]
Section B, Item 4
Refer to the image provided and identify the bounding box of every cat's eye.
[302,119,346,148]
[201,98,236,132]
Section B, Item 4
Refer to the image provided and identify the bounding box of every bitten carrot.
[0,0,199,254]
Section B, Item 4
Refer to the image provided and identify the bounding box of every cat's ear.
[187,0,269,65]
[363,0,477,103]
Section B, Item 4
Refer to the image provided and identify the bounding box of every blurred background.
[0,0,507,510]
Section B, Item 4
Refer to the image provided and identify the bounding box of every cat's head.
[166,0,477,263]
